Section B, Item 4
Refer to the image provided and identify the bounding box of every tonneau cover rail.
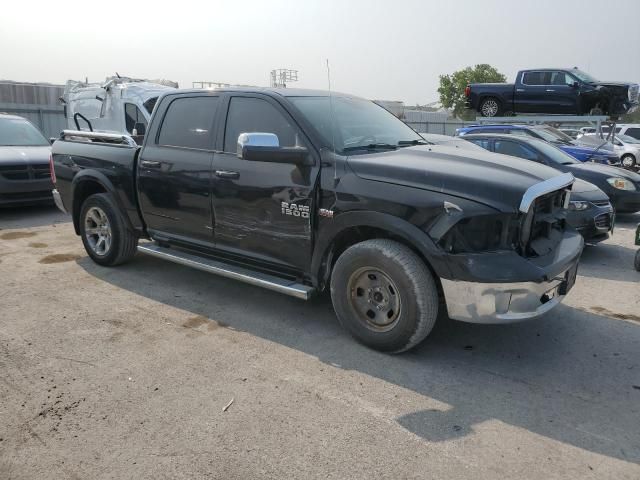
[60,130,138,147]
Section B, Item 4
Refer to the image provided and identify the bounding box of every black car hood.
[347,145,571,213]
[0,146,51,164]
[566,162,640,182]
[570,179,608,202]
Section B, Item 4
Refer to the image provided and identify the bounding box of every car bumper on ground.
[439,231,583,324]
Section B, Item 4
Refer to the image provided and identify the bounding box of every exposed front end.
[433,173,583,324]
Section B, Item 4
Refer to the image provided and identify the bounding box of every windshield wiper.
[398,139,429,146]
[343,143,398,152]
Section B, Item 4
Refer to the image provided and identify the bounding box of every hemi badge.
[319,208,334,218]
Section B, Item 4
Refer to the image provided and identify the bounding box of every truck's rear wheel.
[330,239,439,353]
[479,97,501,117]
[79,193,137,266]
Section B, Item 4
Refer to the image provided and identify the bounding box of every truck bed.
[52,131,144,233]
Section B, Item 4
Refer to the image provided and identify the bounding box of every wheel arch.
[311,211,451,293]
[71,171,133,235]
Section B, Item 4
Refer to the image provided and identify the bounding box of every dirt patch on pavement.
[39,254,81,264]
[183,315,227,331]
[29,242,48,248]
[590,306,640,323]
[1,231,37,240]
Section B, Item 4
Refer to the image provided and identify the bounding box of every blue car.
[456,124,619,164]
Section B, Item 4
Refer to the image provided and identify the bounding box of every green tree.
[438,64,507,120]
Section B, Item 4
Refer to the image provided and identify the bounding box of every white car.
[579,124,640,141]
[578,133,640,168]
[615,124,640,141]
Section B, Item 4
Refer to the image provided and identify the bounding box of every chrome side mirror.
[237,132,279,158]
[237,132,311,166]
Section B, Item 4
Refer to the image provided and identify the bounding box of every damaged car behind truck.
[51,87,583,353]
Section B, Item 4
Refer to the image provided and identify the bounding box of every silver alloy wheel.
[621,155,635,168]
[347,267,402,332]
[481,99,499,117]
[84,206,112,256]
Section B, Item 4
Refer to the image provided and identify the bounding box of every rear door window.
[158,96,218,150]
[522,71,549,85]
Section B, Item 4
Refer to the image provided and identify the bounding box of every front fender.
[311,210,453,287]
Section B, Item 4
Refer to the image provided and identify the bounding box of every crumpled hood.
[347,145,572,213]
[0,146,51,165]
[567,162,640,182]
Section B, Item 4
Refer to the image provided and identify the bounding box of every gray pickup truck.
[51,87,583,353]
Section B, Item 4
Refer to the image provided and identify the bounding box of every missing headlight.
[438,213,520,254]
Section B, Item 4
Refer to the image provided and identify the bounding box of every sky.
[1,0,639,105]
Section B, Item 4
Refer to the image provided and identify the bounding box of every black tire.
[79,193,137,266]
[635,250,640,272]
[479,97,502,117]
[621,154,636,169]
[330,239,439,353]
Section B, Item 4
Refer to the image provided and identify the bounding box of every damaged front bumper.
[440,230,583,324]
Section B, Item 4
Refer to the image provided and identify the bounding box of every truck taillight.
[464,86,471,97]
[49,153,56,184]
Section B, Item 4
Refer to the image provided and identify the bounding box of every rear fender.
[71,170,135,234]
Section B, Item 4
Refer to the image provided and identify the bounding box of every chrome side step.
[137,243,315,300]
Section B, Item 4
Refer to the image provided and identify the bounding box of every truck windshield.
[289,96,424,154]
[0,117,49,146]
[571,69,598,83]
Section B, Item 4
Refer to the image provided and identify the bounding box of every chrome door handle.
[516,88,525,92]
[141,160,161,168]
[546,89,555,92]
[215,170,240,179]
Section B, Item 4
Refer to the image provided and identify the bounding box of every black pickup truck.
[51,87,583,352]
[465,68,639,117]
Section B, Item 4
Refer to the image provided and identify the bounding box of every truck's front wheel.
[79,193,138,266]
[330,239,439,353]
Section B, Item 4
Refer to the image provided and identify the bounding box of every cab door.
[515,71,548,113]
[544,71,580,114]
[137,94,220,244]
[210,94,320,271]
